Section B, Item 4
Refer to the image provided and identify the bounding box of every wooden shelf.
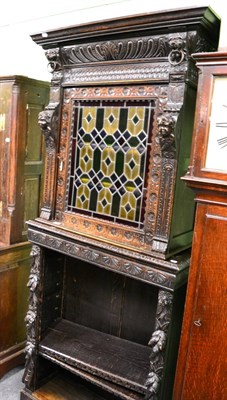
[22,374,107,400]
[39,319,150,394]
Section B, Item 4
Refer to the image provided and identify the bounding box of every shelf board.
[39,319,150,394]
[25,374,107,400]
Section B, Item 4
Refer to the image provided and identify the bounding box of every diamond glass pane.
[67,100,154,227]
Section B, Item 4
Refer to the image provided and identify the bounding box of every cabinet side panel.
[169,84,197,253]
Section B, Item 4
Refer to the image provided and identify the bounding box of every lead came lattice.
[67,100,154,228]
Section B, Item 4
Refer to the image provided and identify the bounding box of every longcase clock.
[173,51,227,400]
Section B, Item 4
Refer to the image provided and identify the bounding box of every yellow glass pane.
[119,192,136,220]
[79,145,93,173]
[76,185,90,210]
[124,149,140,180]
[97,188,112,215]
[101,147,116,176]
[127,107,145,135]
[103,107,120,134]
[81,107,96,133]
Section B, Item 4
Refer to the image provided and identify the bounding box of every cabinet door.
[23,103,44,238]
[174,203,227,399]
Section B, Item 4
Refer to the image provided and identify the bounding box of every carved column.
[38,48,63,220]
[145,290,173,399]
[23,245,42,391]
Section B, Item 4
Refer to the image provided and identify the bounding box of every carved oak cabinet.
[21,8,220,400]
[0,76,49,377]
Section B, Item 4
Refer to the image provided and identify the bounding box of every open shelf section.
[22,374,107,400]
[39,319,150,394]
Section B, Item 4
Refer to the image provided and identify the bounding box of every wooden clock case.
[173,52,227,399]
[0,76,49,377]
[21,7,220,400]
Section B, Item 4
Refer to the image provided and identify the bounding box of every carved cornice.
[145,290,173,398]
[23,245,42,390]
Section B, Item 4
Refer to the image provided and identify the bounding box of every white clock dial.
[205,76,227,171]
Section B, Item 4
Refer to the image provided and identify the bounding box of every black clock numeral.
[217,136,227,148]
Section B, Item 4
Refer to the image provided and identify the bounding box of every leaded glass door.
[67,99,154,228]
[55,85,160,253]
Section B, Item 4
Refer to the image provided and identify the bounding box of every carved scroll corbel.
[145,290,173,399]
[23,245,42,390]
[45,47,62,72]
[168,35,186,66]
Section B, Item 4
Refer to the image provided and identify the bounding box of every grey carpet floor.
[0,366,24,399]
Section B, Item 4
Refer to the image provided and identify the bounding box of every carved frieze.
[28,228,177,290]
[61,36,171,65]
[63,63,170,85]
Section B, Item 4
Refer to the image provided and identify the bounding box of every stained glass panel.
[67,100,154,228]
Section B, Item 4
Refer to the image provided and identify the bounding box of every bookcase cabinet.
[21,7,220,399]
[0,76,49,377]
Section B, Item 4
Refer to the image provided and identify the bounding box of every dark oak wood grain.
[39,319,150,393]
[21,8,220,400]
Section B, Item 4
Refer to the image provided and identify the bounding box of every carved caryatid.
[145,290,173,399]
[38,105,60,219]
[38,107,59,153]
[157,113,176,159]
[23,245,42,390]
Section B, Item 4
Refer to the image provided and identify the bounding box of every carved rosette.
[145,290,173,399]
[23,245,42,390]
